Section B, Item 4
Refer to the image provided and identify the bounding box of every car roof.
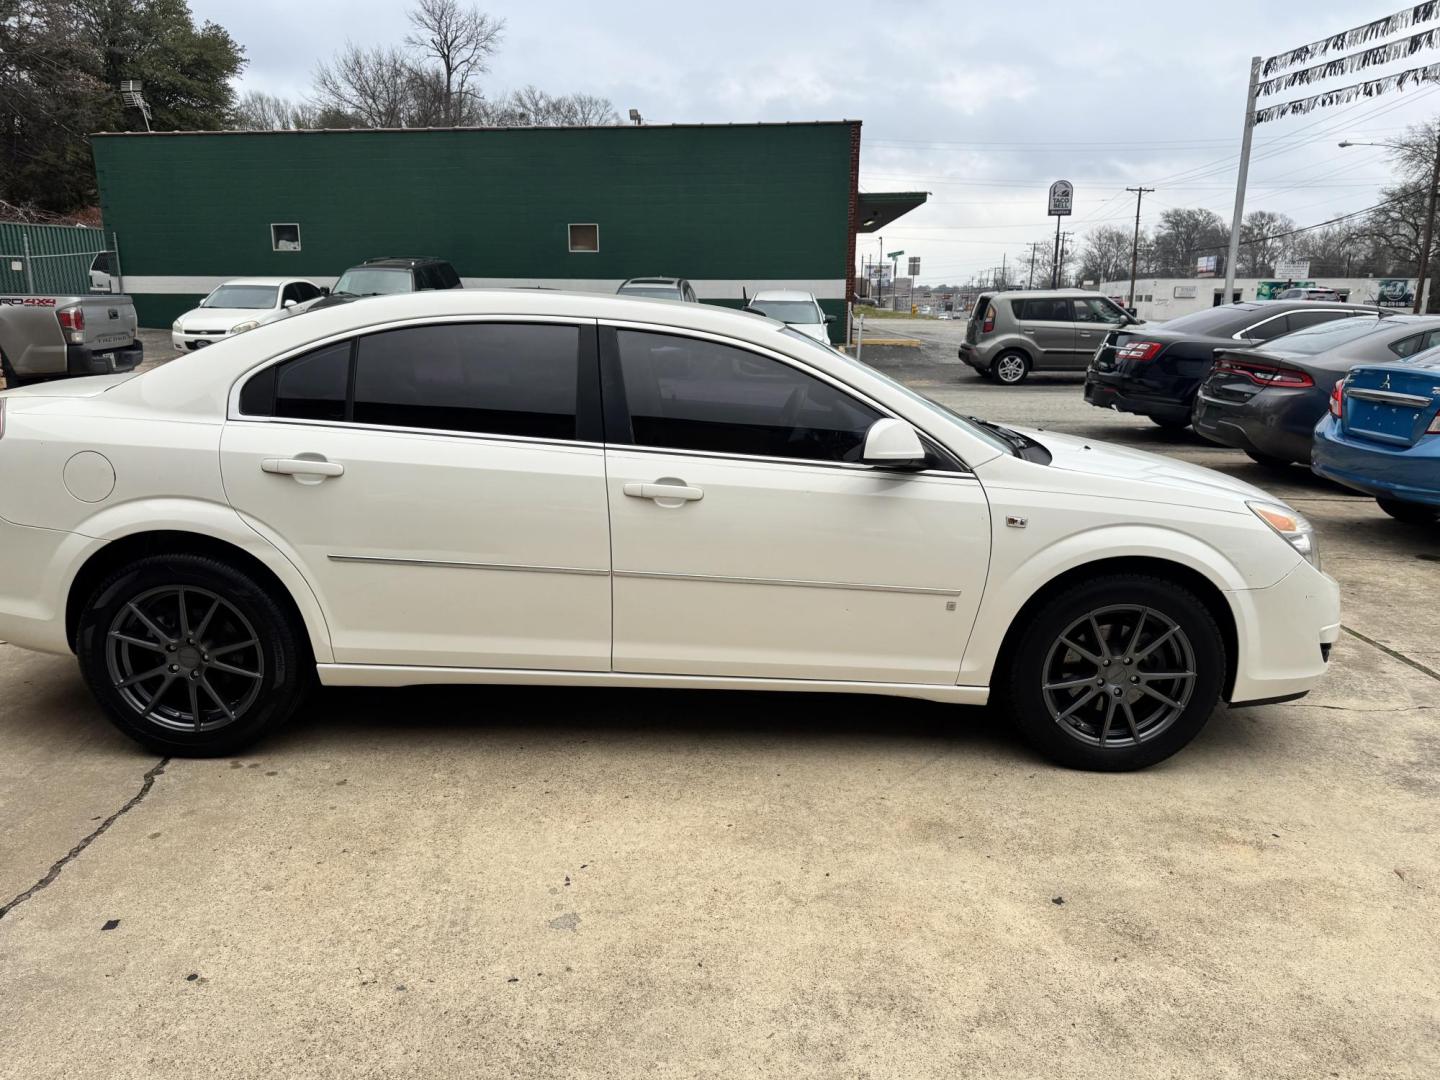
[989,289,1109,300]
[751,289,816,301]
[621,277,684,286]
[214,277,313,287]
[354,258,450,269]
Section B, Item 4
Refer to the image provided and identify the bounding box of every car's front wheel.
[1001,574,1226,770]
[77,554,309,756]
[1377,497,1439,524]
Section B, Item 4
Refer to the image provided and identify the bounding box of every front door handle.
[623,480,703,503]
[262,457,345,478]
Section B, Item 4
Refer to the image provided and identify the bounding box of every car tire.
[76,553,311,756]
[1244,450,1293,470]
[999,573,1226,771]
[1149,415,1190,431]
[992,350,1030,385]
[1376,497,1440,524]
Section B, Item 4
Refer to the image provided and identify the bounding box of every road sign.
[1048,180,1074,216]
[908,256,921,276]
[887,250,905,259]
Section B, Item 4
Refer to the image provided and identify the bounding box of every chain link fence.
[0,222,121,295]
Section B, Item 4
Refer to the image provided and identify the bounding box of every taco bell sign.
[1048,180,1073,216]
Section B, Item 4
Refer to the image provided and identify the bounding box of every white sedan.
[0,291,1340,769]
[171,278,327,351]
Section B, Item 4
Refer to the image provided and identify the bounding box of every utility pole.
[1051,215,1063,289]
[1224,56,1261,306]
[1125,186,1154,309]
[999,252,1007,291]
[1056,232,1074,287]
[1027,242,1041,289]
[1416,130,1440,314]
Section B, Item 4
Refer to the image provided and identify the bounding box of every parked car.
[88,250,119,294]
[0,290,1339,771]
[1085,301,1386,429]
[313,257,462,308]
[1276,287,1343,301]
[937,311,954,321]
[1193,314,1440,467]
[744,289,832,342]
[171,278,326,352]
[617,277,697,302]
[1312,354,1440,524]
[961,289,1140,384]
[1,292,141,387]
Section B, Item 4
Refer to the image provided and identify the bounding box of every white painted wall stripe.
[121,276,849,301]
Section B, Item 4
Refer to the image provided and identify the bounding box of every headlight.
[1248,501,1319,569]
[230,320,259,335]
[172,320,183,333]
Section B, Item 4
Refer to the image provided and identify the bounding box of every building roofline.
[91,120,861,138]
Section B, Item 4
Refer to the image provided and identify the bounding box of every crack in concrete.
[0,757,170,922]
[1342,625,1440,684]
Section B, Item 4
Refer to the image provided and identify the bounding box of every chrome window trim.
[1233,308,1372,341]
[599,318,975,474]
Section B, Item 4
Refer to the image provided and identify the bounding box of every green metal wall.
[0,222,112,296]
[92,124,856,334]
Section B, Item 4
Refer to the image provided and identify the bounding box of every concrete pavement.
[1,320,1436,1078]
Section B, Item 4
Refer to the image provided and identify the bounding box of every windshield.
[619,286,682,299]
[333,268,412,296]
[778,327,1013,457]
[1266,316,1385,354]
[749,300,821,324]
[202,285,277,310]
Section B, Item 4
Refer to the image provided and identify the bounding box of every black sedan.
[1192,314,1440,467]
[1084,300,1386,429]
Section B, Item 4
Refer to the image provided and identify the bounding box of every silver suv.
[960,289,1141,384]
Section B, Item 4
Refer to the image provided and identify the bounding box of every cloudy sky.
[194,0,1440,284]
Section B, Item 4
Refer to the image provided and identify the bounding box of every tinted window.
[615,330,881,462]
[1013,298,1071,321]
[435,264,461,289]
[294,282,321,301]
[1265,316,1381,354]
[1242,315,1292,342]
[1285,309,1358,333]
[1159,306,1262,336]
[239,341,350,421]
[353,323,579,439]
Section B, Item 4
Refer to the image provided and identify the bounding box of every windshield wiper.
[966,415,1032,454]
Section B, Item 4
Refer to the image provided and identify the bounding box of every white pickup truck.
[0,293,142,388]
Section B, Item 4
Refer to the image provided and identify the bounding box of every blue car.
[1312,354,1440,523]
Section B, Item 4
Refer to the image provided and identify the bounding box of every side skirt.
[316,664,989,706]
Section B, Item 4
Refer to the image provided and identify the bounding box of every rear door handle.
[262,457,345,478]
[623,481,703,503]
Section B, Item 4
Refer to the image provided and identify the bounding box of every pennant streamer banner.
[1262,1,1440,76]
[1254,60,1440,123]
[1258,26,1440,95]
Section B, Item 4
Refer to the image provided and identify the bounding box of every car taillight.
[56,305,85,344]
[1116,341,1163,362]
[1428,410,1440,434]
[1329,379,1344,418]
[1217,358,1314,389]
[981,311,995,333]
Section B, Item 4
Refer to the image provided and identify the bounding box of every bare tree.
[479,85,619,127]
[312,43,417,128]
[405,0,503,125]
[1236,210,1296,276]
[1076,224,1133,284]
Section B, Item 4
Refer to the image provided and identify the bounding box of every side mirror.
[824,315,835,325]
[861,418,926,468]
[319,286,331,296]
[282,298,297,309]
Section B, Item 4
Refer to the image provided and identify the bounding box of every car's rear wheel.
[992,350,1030,385]
[1000,574,1225,771]
[77,554,309,756]
[1376,497,1439,525]
[1149,415,1190,431]
[1244,449,1293,469]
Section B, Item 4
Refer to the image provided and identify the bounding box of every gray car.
[959,289,1140,384]
[617,277,698,302]
[1192,313,1440,467]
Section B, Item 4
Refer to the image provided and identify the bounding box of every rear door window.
[353,323,580,439]
[1013,298,1071,321]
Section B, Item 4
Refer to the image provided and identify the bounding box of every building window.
[271,223,301,252]
[568,223,599,253]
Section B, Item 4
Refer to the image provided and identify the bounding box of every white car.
[171,278,326,351]
[745,289,832,343]
[0,290,1340,769]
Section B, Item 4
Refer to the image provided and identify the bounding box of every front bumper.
[172,331,230,351]
[1227,560,1341,706]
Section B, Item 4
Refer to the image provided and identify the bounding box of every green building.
[91,121,925,338]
